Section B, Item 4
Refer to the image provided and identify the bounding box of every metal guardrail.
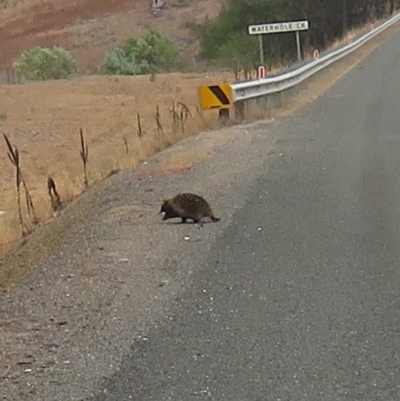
[231,12,400,103]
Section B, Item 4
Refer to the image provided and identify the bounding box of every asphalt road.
[93,31,400,400]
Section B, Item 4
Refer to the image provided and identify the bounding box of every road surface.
[92,28,400,401]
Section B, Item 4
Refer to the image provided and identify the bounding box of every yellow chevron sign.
[198,83,233,110]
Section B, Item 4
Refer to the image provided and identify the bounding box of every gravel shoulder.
[0,119,280,400]
[0,21,399,401]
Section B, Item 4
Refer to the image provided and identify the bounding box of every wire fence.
[0,68,28,84]
[0,68,34,85]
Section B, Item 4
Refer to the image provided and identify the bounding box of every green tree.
[101,30,183,75]
[13,46,77,81]
[197,0,399,68]
[199,0,281,61]
[219,33,259,77]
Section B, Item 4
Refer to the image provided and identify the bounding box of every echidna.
[160,193,220,224]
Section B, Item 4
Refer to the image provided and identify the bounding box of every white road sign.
[248,20,309,35]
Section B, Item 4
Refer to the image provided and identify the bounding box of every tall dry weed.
[79,128,89,189]
[47,176,62,213]
[3,134,37,236]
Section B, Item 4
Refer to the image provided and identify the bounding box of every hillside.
[0,0,222,73]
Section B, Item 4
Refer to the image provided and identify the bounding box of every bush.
[13,46,77,81]
[218,33,259,72]
[197,0,318,67]
[101,30,183,75]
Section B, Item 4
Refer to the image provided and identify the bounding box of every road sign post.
[258,35,265,65]
[248,20,309,63]
[257,65,266,79]
[295,30,301,61]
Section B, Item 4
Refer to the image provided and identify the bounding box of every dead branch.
[3,134,37,235]
[3,134,24,235]
[137,112,143,138]
[155,105,164,134]
[175,102,192,133]
[79,128,89,189]
[47,176,62,212]
[170,101,180,131]
[123,136,129,154]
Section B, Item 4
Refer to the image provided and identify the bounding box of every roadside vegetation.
[191,0,400,76]
[10,1,400,82]
[100,29,184,76]
[13,47,77,81]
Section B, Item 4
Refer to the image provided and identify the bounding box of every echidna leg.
[181,217,187,224]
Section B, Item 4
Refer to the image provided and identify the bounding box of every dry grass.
[0,71,231,256]
[302,18,385,62]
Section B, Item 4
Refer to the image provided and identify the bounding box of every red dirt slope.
[0,0,131,70]
[0,0,221,73]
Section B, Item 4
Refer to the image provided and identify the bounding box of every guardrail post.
[218,108,230,124]
[234,101,245,122]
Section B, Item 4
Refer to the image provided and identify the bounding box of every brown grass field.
[0,71,234,254]
[0,0,227,255]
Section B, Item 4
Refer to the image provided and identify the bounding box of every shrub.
[101,29,183,75]
[13,46,77,81]
[218,33,259,73]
